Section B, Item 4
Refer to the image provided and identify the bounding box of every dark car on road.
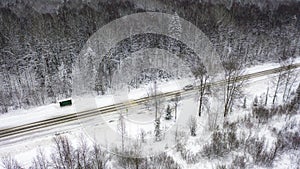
[183,84,194,91]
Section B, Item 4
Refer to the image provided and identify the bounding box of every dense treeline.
[0,0,299,113]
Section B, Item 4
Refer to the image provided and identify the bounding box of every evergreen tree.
[165,104,172,120]
[154,119,161,141]
[168,12,182,40]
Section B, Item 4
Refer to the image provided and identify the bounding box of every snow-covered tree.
[168,12,182,40]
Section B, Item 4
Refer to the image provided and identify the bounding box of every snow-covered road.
[0,59,300,168]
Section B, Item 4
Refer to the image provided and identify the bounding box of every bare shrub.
[277,119,300,150]
[118,112,127,151]
[292,132,300,149]
[253,105,269,123]
[50,136,75,169]
[188,116,197,136]
[31,148,49,169]
[224,123,239,150]
[208,112,219,131]
[35,136,110,169]
[1,156,21,169]
[254,85,300,121]
[139,129,146,143]
[115,150,180,169]
[147,152,180,169]
[202,130,229,158]
[114,141,144,169]
[174,129,188,157]
[246,138,278,166]
[90,143,109,169]
[202,122,239,159]
[229,155,246,169]
[74,138,91,168]
[216,164,227,169]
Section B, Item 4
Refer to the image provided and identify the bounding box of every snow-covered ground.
[0,59,300,168]
[1,58,299,129]
[0,78,194,130]
[244,57,300,74]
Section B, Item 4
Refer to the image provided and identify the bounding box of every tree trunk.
[265,87,269,106]
[273,72,282,104]
[198,76,207,117]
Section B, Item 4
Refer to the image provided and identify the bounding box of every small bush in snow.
[114,144,180,169]
[147,152,180,169]
[230,155,246,169]
[216,163,227,169]
[202,130,228,158]
[202,122,239,159]
[246,137,279,167]
[276,120,300,150]
[253,105,269,123]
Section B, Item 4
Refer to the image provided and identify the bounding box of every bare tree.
[118,112,127,152]
[206,101,221,131]
[74,137,90,168]
[90,143,109,169]
[282,59,299,103]
[273,37,298,104]
[51,136,75,169]
[153,81,162,141]
[272,70,284,105]
[193,59,209,117]
[144,81,164,141]
[265,87,269,106]
[173,93,181,120]
[272,61,289,104]
[242,97,247,109]
[222,54,245,117]
[95,64,105,95]
[130,142,144,169]
[49,136,109,169]
[198,75,208,117]
[145,81,165,112]
[139,129,146,143]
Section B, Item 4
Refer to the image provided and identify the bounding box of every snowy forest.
[0,0,299,113]
[0,1,300,169]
